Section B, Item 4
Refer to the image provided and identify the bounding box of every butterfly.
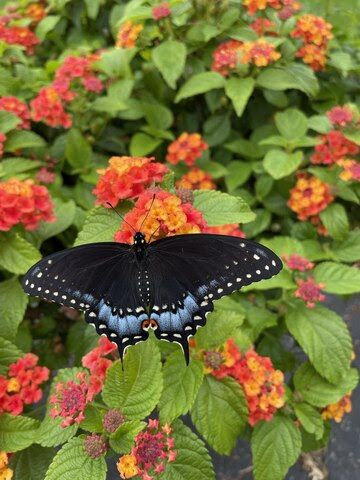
[22,231,282,364]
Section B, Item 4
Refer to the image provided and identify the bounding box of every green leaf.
[0,337,23,375]
[0,110,20,133]
[29,198,76,246]
[66,322,99,365]
[84,0,104,18]
[79,405,105,433]
[319,203,349,240]
[109,420,146,453]
[10,445,55,480]
[0,414,40,452]
[252,415,302,480]
[0,278,28,342]
[314,262,360,294]
[0,157,41,178]
[225,77,255,117]
[242,209,271,238]
[294,363,358,407]
[129,133,162,156]
[193,190,255,225]
[95,48,133,78]
[191,376,247,455]
[256,64,319,97]
[36,413,78,448]
[260,236,304,257]
[308,115,332,134]
[343,129,360,145]
[275,109,308,140]
[159,351,204,424]
[224,161,252,191]
[225,138,262,158]
[333,231,360,262]
[243,306,278,341]
[0,234,41,274]
[65,128,92,170]
[163,419,215,480]
[286,303,352,384]
[102,341,163,419]
[4,130,46,152]
[74,205,126,246]
[35,15,60,40]
[152,40,187,89]
[175,72,225,103]
[196,297,245,349]
[44,437,107,480]
[293,404,324,440]
[329,51,354,75]
[263,149,303,179]
[142,102,173,130]
[91,96,127,115]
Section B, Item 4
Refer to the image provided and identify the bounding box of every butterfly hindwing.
[22,242,149,359]
[147,234,282,362]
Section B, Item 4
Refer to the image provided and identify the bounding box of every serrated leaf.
[308,115,332,134]
[36,414,78,448]
[224,161,252,192]
[109,420,146,453]
[193,190,255,225]
[333,231,360,262]
[28,198,76,246]
[263,149,303,179]
[10,444,55,480]
[65,128,92,169]
[294,363,358,407]
[196,297,245,349]
[129,133,162,156]
[159,351,204,424]
[320,203,349,240]
[0,157,41,178]
[252,415,302,480]
[260,236,304,257]
[243,306,278,342]
[74,205,127,246]
[4,130,46,152]
[0,234,41,274]
[0,414,40,452]
[152,40,186,89]
[314,261,360,294]
[191,376,247,455]
[102,341,162,419]
[225,77,254,117]
[175,72,225,103]
[0,337,23,375]
[275,109,308,140]
[256,64,319,97]
[163,419,214,480]
[294,403,324,440]
[0,278,28,342]
[286,303,352,384]
[45,437,107,480]
[79,405,105,433]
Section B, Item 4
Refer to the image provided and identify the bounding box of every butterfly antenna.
[106,202,137,234]
[139,193,156,232]
[148,224,161,243]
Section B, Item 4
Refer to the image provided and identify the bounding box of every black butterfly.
[22,232,282,364]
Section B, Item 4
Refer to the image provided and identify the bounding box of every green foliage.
[109,421,146,454]
[0,414,40,452]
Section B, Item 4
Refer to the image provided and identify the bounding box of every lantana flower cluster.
[194,339,285,426]
[0,177,55,231]
[0,353,49,416]
[176,167,216,190]
[287,173,334,222]
[152,2,171,20]
[116,20,144,49]
[117,419,176,479]
[31,53,103,128]
[0,15,39,53]
[291,14,333,70]
[166,133,208,166]
[0,451,13,480]
[212,39,281,76]
[282,254,314,271]
[243,0,301,17]
[82,336,118,387]
[321,393,352,423]
[204,223,246,238]
[0,96,31,129]
[93,156,168,207]
[114,189,206,244]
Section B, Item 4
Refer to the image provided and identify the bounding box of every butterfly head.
[133,232,146,246]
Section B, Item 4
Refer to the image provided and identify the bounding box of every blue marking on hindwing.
[96,300,146,336]
[152,292,199,331]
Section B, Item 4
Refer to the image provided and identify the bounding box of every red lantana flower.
[0,96,30,129]
[152,2,171,20]
[166,133,208,166]
[116,21,143,49]
[326,106,354,128]
[211,40,243,76]
[295,277,325,308]
[282,254,314,271]
[0,21,39,54]
[176,167,216,190]
[93,156,168,207]
[30,87,72,128]
[0,177,55,231]
[311,131,359,165]
[204,224,246,238]
[114,189,206,244]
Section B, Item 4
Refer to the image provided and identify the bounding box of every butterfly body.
[22,233,283,363]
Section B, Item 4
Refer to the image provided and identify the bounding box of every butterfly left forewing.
[22,242,149,360]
